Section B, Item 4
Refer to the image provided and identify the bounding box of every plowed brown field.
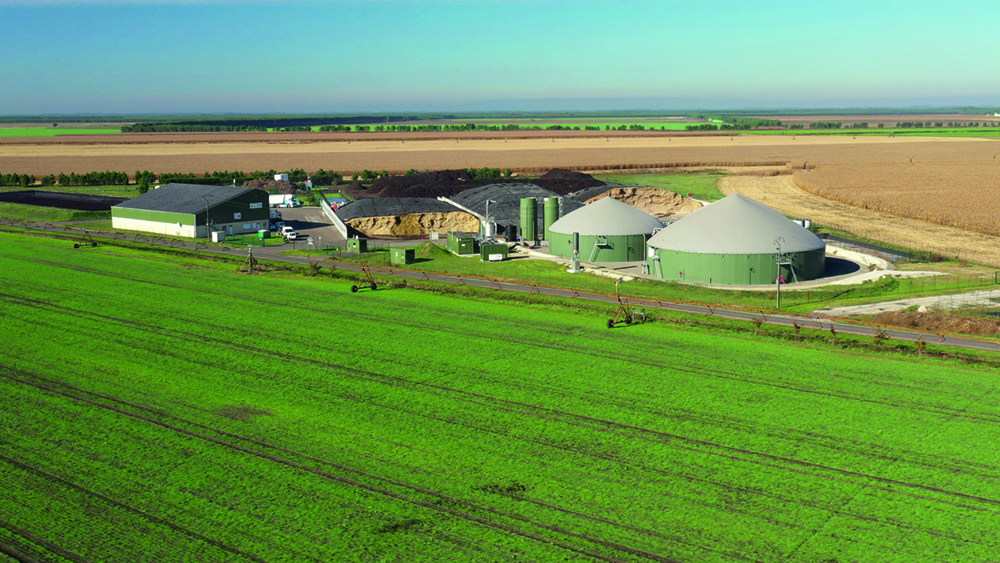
[0,134,990,177]
[719,175,1000,267]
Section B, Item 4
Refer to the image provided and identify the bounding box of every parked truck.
[269,194,300,208]
[269,209,282,220]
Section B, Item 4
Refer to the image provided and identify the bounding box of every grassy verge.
[325,243,1000,313]
[593,171,727,200]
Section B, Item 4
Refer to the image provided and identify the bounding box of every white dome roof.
[549,196,664,236]
[647,193,825,254]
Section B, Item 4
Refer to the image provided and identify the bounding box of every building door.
[227,225,233,235]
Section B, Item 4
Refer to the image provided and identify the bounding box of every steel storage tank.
[520,197,537,241]
[544,197,561,240]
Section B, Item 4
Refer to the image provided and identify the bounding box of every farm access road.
[38,223,1000,355]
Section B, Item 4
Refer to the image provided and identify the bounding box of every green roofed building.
[646,193,826,285]
[548,196,664,262]
[112,183,269,238]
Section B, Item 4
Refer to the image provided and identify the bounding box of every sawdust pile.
[586,187,702,219]
[346,212,479,236]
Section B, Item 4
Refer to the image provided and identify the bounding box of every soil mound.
[373,169,605,199]
[586,187,702,220]
[243,179,304,194]
[540,168,595,181]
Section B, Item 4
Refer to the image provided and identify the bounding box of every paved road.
[25,223,1000,355]
[266,206,345,252]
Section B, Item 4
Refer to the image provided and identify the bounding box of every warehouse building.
[547,196,664,262]
[111,183,269,238]
[645,193,826,285]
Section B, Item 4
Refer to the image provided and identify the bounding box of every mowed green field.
[0,128,122,136]
[2,234,1000,562]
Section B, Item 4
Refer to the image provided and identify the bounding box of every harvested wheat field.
[793,163,1000,236]
[719,175,1000,267]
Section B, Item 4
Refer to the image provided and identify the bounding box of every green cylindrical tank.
[520,198,537,241]
[544,197,561,240]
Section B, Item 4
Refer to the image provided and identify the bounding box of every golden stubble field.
[793,163,1000,236]
[719,174,1000,267]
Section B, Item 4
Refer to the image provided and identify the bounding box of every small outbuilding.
[547,196,664,262]
[645,193,826,285]
[112,183,268,238]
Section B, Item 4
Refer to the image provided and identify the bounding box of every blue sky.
[1,0,998,114]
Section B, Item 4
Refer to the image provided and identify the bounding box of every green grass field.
[593,172,728,200]
[0,127,121,136]
[3,232,999,561]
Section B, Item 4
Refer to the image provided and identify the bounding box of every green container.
[544,197,561,240]
[447,232,476,255]
[348,238,368,253]
[480,243,509,261]
[390,248,415,265]
[258,230,271,239]
[520,198,537,241]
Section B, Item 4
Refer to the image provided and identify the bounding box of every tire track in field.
[1,370,683,563]
[4,251,989,412]
[4,277,997,438]
[4,351,997,556]
[5,339,992,552]
[5,292,1000,516]
[0,455,265,563]
[9,287,1000,491]
[8,362,988,555]
[6,272,1000,506]
[6,364,769,562]
[0,517,90,563]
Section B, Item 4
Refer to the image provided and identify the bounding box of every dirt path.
[718,175,1000,267]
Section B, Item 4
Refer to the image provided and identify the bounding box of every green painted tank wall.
[544,197,560,239]
[520,198,537,241]
[549,233,647,262]
[646,248,826,285]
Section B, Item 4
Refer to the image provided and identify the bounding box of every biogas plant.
[332,175,830,287]
[525,192,825,286]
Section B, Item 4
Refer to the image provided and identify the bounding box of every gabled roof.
[113,183,259,214]
[549,196,664,236]
[647,193,825,254]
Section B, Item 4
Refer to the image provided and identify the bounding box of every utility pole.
[775,237,785,310]
[202,195,212,239]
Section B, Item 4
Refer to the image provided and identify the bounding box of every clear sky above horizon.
[2,0,999,115]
